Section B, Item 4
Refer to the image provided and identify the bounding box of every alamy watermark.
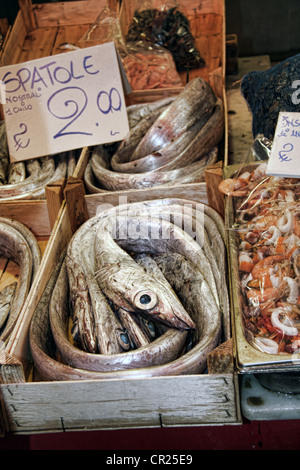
[95,196,205,246]
[291,80,300,105]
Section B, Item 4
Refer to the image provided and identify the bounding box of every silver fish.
[30,199,227,380]
[84,78,223,193]
[0,131,68,200]
[80,227,131,354]
[129,77,217,162]
[86,144,217,192]
[31,243,222,380]
[0,283,17,331]
[0,222,33,342]
[0,217,41,279]
[111,99,222,174]
[27,153,68,200]
[50,254,187,372]
[8,162,26,184]
[94,216,196,331]
[117,307,153,349]
[126,97,176,129]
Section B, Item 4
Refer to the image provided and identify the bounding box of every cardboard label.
[266,111,300,178]
[0,42,131,162]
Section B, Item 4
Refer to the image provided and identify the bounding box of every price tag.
[0,42,131,162]
[266,111,300,178]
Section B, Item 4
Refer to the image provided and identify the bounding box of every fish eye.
[118,330,131,351]
[144,320,156,338]
[134,290,158,310]
[140,294,152,304]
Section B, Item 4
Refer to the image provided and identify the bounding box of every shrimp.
[247,285,282,304]
[251,254,286,279]
[218,177,249,197]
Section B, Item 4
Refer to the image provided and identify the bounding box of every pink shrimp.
[218,178,249,197]
[247,286,282,304]
[251,254,286,279]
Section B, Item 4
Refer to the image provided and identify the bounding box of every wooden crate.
[0,147,91,433]
[0,0,119,66]
[0,180,66,434]
[119,0,226,102]
[0,0,227,190]
[0,0,115,207]
[0,183,241,434]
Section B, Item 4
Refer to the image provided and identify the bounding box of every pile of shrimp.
[219,162,300,355]
[122,50,183,91]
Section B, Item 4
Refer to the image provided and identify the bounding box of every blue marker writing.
[278,142,293,162]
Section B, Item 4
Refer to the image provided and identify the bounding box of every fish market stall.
[220,52,300,421]
[0,0,227,204]
[0,0,238,435]
[84,77,225,199]
[0,0,120,226]
[0,184,241,434]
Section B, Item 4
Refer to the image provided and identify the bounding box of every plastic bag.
[79,5,182,91]
[219,156,300,356]
[125,0,205,71]
[122,41,183,90]
[79,5,127,54]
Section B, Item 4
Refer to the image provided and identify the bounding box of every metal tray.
[225,162,300,373]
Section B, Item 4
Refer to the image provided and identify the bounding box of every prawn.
[251,254,286,279]
[218,178,249,197]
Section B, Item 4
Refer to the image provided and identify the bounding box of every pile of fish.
[84,77,224,193]
[0,122,78,201]
[0,218,41,344]
[29,198,229,381]
[219,162,300,356]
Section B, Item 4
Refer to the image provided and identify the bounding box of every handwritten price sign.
[0,42,131,162]
[267,111,300,178]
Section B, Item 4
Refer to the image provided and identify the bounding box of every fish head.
[129,281,196,331]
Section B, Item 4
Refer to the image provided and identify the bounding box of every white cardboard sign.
[266,111,300,178]
[0,42,131,162]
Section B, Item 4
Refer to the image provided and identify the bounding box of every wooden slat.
[205,165,224,217]
[18,0,37,31]
[0,201,51,238]
[45,179,66,230]
[85,182,209,218]
[32,1,118,29]
[51,24,92,55]
[2,374,239,433]
[64,178,89,234]
[15,27,57,63]
[0,13,27,66]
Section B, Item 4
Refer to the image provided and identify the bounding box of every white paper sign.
[0,42,131,162]
[266,111,300,178]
